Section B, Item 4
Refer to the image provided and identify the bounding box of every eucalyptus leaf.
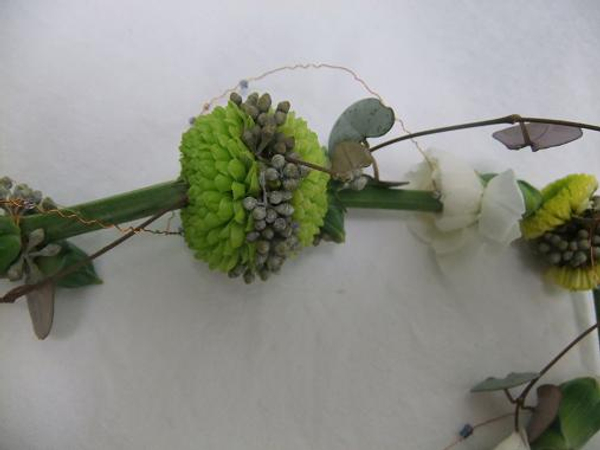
[320,190,346,243]
[471,372,539,392]
[0,216,22,275]
[328,98,395,155]
[531,378,600,450]
[37,241,102,288]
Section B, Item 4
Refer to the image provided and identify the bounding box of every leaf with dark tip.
[37,241,102,288]
[492,123,582,152]
[471,372,540,392]
[528,384,562,443]
[25,274,55,340]
[363,175,409,189]
[330,141,374,179]
[328,98,395,155]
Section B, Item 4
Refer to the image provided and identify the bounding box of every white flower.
[492,430,530,450]
[406,150,525,277]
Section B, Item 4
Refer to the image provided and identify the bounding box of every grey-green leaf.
[528,384,563,443]
[471,372,540,392]
[328,98,395,155]
[25,273,55,340]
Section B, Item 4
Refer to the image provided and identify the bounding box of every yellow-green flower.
[522,174,599,291]
[179,99,329,277]
[521,174,597,239]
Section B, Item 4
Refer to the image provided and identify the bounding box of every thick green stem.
[18,180,442,243]
[20,180,188,242]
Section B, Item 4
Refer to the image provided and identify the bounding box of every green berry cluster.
[534,213,600,269]
[0,177,57,216]
[228,93,313,283]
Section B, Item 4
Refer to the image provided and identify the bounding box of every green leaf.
[320,189,346,243]
[0,216,22,275]
[480,173,543,217]
[36,241,102,288]
[532,378,600,450]
[470,372,539,392]
[328,98,395,156]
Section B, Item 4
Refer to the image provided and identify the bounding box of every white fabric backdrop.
[1,1,600,449]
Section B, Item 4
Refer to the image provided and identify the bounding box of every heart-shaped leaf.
[492,123,582,152]
[471,372,540,392]
[37,241,102,288]
[328,98,395,155]
[527,384,562,443]
[330,141,374,179]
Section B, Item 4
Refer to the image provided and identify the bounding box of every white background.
[1,1,600,449]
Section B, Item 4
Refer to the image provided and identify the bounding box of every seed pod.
[257,93,272,113]
[274,111,287,126]
[299,165,311,177]
[243,197,258,211]
[230,92,243,106]
[271,154,286,169]
[265,208,278,223]
[275,203,295,216]
[283,137,295,150]
[269,191,283,205]
[550,235,562,247]
[0,177,13,189]
[255,253,268,266]
[572,251,588,266]
[243,270,255,284]
[538,242,551,253]
[282,191,293,201]
[274,241,289,256]
[267,255,283,271]
[257,113,269,126]
[228,264,245,278]
[254,220,267,231]
[593,236,600,245]
[264,168,279,182]
[258,269,270,281]
[242,130,256,150]
[273,217,287,232]
[548,252,561,265]
[279,226,293,238]
[267,179,281,190]
[283,163,300,179]
[273,142,287,154]
[40,197,56,211]
[276,101,290,113]
[246,92,259,105]
[282,178,299,191]
[562,251,574,261]
[578,229,590,239]
[543,233,554,242]
[258,125,276,152]
[256,240,270,254]
[261,227,275,240]
[242,103,259,120]
[578,240,591,250]
[246,231,260,242]
[252,206,267,221]
[250,124,262,138]
[594,247,600,258]
[568,241,578,251]
[557,240,568,251]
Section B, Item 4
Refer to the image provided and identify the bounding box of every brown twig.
[0,203,182,304]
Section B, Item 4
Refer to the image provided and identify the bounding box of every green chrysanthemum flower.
[522,174,599,291]
[521,174,597,239]
[179,99,329,276]
[278,113,329,246]
[180,103,259,272]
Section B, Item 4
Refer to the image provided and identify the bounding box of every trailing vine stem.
[369,115,600,153]
[513,321,599,431]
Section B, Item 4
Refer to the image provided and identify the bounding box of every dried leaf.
[328,98,395,155]
[528,384,562,443]
[493,123,582,152]
[25,275,55,340]
[330,141,373,179]
[471,372,539,392]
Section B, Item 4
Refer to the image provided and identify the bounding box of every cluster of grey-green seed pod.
[534,218,600,269]
[228,92,311,283]
[0,177,57,216]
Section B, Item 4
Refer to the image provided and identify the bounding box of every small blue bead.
[459,424,473,439]
[239,79,249,89]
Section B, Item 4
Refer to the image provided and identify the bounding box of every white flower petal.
[492,430,530,450]
[479,169,525,245]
